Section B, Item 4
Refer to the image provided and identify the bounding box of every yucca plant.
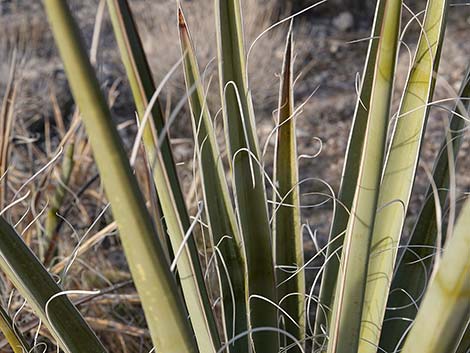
[0,0,468,352]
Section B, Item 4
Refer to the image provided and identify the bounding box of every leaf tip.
[177,5,186,30]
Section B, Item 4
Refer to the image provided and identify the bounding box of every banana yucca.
[0,0,468,352]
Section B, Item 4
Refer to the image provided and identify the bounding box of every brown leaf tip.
[177,7,186,29]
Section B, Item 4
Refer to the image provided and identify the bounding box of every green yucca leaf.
[359,1,448,351]
[400,198,470,353]
[273,23,304,352]
[215,0,278,351]
[105,0,167,140]
[0,305,29,353]
[106,1,221,351]
[379,65,470,353]
[43,1,197,352]
[455,325,470,353]
[105,0,183,216]
[326,1,402,352]
[313,0,389,343]
[104,0,181,254]
[0,217,106,353]
[178,6,248,353]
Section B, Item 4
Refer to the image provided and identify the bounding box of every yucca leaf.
[106,1,221,351]
[178,6,248,353]
[326,1,402,352]
[0,305,29,353]
[455,324,470,353]
[0,217,106,353]
[313,0,390,343]
[215,0,278,351]
[43,1,197,352]
[273,23,304,352]
[400,198,470,353]
[379,64,470,353]
[104,0,167,141]
[359,1,448,351]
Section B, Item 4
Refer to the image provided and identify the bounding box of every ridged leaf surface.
[401,199,470,353]
[178,6,248,353]
[44,1,198,351]
[273,24,305,352]
[326,1,401,352]
[359,1,449,351]
[106,1,220,351]
[215,1,278,351]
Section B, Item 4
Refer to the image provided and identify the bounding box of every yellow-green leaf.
[379,64,469,353]
[106,1,221,351]
[359,1,449,351]
[326,1,402,352]
[43,1,197,351]
[400,198,470,353]
[178,6,248,353]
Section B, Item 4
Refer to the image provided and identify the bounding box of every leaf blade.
[359,1,449,351]
[178,6,249,353]
[105,1,221,351]
[326,1,402,352]
[0,304,30,353]
[43,1,198,351]
[0,217,106,353]
[273,24,305,352]
[215,1,278,352]
[313,0,390,344]
[400,198,470,353]
[379,64,470,353]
